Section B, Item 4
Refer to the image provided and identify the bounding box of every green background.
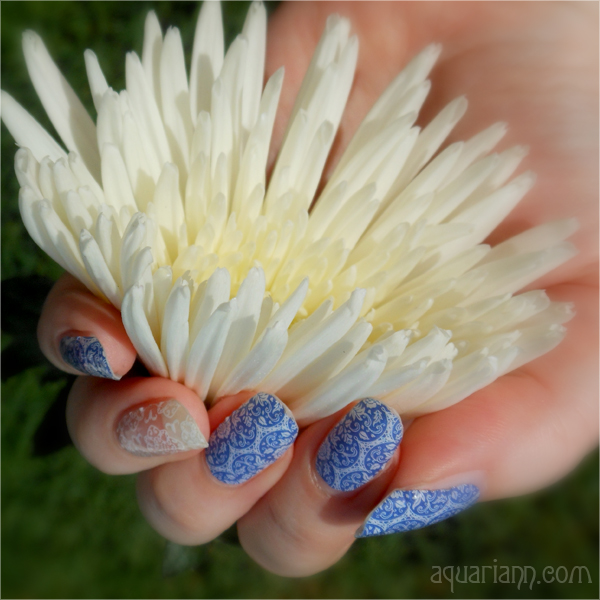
[1,2,598,598]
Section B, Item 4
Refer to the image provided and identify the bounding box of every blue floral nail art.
[316,398,403,492]
[60,335,119,379]
[205,392,298,485]
[356,484,480,537]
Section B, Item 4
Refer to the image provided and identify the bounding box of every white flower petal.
[509,324,567,371]
[1,91,67,163]
[189,267,231,340]
[101,143,137,213]
[38,201,94,289]
[142,11,163,112]
[22,31,100,180]
[481,218,580,264]
[122,284,168,377]
[445,121,507,184]
[280,319,373,400]
[160,27,193,176]
[465,241,578,303]
[126,51,171,166]
[186,300,236,402]
[210,267,266,396]
[293,345,388,425]
[15,148,42,197]
[153,162,185,260]
[382,359,453,413]
[69,152,105,203]
[18,186,55,257]
[79,229,122,307]
[241,1,267,132]
[393,96,468,192]
[84,50,109,113]
[263,288,366,392]
[368,358,428,398]
[161,278,191,382]
[410,350,497,417]
[218,320,288,397]
[190,0,224,119]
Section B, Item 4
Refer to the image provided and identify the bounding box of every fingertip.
[134,392,298,547]
[205,392,298,486]
[67,376,210,475]
[38,274,136,378]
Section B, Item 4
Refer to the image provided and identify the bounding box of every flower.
[1,1,576,426]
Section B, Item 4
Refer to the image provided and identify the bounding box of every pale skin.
[36,1,598,577]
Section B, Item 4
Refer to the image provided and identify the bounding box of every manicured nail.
[60,335,118,379]
[117,399,207,457]
[205,392,298,485]
[316,398,403,492]
[355,484,480,538]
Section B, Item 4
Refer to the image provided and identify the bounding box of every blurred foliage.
[1,2,598,599]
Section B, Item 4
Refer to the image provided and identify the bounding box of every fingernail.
[316,398,403,492]
[59,335,119,379]
[355,483,480,538]
[117,399,208,457]
[205,392,298,485]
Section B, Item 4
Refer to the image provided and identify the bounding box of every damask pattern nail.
[117,399,208,457]
[315,398,403,492]
[205,392,298,485]
[60,335,118,379]
[356,484,480,537]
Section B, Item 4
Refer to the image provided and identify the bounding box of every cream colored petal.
[22,31,100,180]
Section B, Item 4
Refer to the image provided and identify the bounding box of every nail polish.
[205,392,298,485]
[117,399,207,457]
[60,335,118,379]
[356,484,480,537]
[316,398,403,492]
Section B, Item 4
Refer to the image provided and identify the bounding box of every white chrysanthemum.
[2,2,576,425]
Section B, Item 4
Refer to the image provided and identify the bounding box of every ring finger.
[237,398,403,577]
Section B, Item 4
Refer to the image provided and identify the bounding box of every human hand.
[35,0,597,577]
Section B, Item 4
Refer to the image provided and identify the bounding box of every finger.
[136,392,299,545]
[354,281,598,539]
[66,376,210,474]
[38,273,136,379]
[237,398,403,577]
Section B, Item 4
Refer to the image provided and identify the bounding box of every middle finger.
[136,392,299,545]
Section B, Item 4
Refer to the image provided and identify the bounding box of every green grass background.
[1,2,598,598]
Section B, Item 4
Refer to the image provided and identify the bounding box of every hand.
[37,1,598,577]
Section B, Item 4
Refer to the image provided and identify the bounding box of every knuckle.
[137,463,215,545]
[239,499,323,577]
